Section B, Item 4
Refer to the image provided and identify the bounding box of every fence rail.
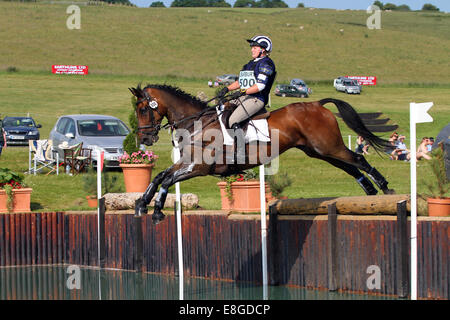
[0,208,448,299]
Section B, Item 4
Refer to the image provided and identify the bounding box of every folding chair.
[28,140,60,175]
[64,142,92,175]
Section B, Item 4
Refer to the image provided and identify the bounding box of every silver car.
[334,77,362,94]
[49,114,130,168]
[216,74,238,85]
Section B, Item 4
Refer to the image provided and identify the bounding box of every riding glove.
[217,87,229,98]
[229,90,246,100]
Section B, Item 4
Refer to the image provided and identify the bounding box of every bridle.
[136,90,166,144]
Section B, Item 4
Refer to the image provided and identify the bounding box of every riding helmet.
[246,35,272,53]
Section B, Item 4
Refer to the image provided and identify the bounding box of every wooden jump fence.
[0,197,448,299]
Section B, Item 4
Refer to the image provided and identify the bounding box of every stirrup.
[231,122,241,130]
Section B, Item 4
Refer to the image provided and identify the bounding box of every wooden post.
[134,200,144,273]
[327,202,338,291]
[397,200,409,298]
[98,197,106,268]
[268,203,280,286]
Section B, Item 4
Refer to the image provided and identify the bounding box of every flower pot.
[0,188,32,213]
[86,195,97,208]
[427,197,450,217]
[217,181,272,212]
[120,163,154,193]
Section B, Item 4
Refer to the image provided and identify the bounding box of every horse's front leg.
[135,167,171,217]
[152,162,204,225]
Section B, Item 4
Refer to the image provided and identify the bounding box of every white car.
[49,114,130,168]
[334,77,362,94]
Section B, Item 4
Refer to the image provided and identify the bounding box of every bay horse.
[129,84,394,224]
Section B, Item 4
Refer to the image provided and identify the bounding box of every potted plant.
[217,169,272,212]
[421,146,450,216]
[120,96,159,193]
[119,150,158,193]
[0,168,32,213]
[266,171,292,200]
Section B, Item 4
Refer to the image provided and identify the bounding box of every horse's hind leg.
[297,146,378,195]
[345,150,395,194]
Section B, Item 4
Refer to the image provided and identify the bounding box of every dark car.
[290,78,312,96]
[274,84,310,98]
[3,116,41,146]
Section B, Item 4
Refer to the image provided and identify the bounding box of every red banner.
[52,65,88,75]
[346,76,377,85]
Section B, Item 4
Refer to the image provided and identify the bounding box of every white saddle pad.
[218,113,270,146]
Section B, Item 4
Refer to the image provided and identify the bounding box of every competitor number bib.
[239,70,256,89]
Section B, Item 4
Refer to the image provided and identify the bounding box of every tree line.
[372,1,440,11]
[151,0,290,7]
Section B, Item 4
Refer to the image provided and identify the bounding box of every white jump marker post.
[97,151,104,300]
[409,102,433,300]
[259,164,268,300]
[172,137,184,300]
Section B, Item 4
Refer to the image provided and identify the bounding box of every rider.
[218,35,276,130]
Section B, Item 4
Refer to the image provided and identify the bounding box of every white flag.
[410,102,433,124]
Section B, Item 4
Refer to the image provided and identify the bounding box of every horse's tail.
[319,98,390,153]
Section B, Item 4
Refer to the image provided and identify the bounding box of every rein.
[136,91,243,139]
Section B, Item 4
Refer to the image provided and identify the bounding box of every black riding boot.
[356,175,378,195]
[226,123,246,164]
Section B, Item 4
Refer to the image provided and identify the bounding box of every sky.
[129,0,450,11]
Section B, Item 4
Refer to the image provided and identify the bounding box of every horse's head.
[129,86,166,146]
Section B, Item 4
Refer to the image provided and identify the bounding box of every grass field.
[0,2,449,83]
[0,71,448,213]
[0,3,448,213]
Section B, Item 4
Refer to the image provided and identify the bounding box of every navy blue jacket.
[240,56,276,105]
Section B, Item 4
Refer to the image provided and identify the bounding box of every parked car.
[334,77,362,94]
[2,116,41,146]
[49,114,130,168]
[216,74,238,85]
[274,84,310,98]
[289,78,312,96]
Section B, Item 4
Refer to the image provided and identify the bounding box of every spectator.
[355,136,370,155]
[0,115,5,157]
[393,135,411,161]
[427,137,434,152]
[208,80,213,88]
[417,137,432,160]
[386,131,398,159]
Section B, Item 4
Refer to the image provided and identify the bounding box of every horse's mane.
[139,83,209,110]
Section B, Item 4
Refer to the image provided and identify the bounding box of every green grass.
[0,3,449,83]
[0,72,448,213]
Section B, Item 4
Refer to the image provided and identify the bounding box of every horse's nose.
[142,136,153,146]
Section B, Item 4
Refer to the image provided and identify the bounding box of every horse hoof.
[383,188,396,195]
[135,206,148,217]
[152,212,166,225]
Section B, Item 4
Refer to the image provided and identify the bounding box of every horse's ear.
[129,87,137,97]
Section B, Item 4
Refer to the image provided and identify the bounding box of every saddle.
[221,102,270,132]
